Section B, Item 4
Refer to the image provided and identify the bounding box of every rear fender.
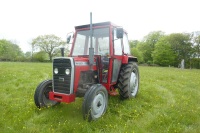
[128,57,138,62]
[122,55,138,64]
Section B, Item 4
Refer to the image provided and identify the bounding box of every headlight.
[54,68,58,74]
[65,69,70,75]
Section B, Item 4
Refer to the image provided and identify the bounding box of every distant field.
[0,62,199,133]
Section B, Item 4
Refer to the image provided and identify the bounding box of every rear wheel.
[82,84,108,121]
[34,80,59,108]
[117,62,139,99]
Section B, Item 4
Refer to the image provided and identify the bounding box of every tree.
[152,37,176,66]
[192,35,200,68]
[193,35,200,58]
[167,33,193,67]
[129,40,144,63]
[131,47,144,63]
[24,51,32,61]
[0,39,23,61]
[25,51,31,58]
[129,40,139,48]
[138,31,165,63]
[31,34,66,61]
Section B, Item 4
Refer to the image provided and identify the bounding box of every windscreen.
[72,28,109,56]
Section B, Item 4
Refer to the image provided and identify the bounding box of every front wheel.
[117,62,139,99]
[34,80,59,108]
[82,84,108,122]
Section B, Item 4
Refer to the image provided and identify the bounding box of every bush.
[32,51,48,62]
[190,58,200,69]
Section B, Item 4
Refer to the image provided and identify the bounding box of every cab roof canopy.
[75,21,118,30]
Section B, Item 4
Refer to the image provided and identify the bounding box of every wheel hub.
[92,92,106,118]
[130,70,138,96]
[97,101,102,107]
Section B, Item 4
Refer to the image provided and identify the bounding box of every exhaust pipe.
[60,47,65,57]
[89,12,94,69]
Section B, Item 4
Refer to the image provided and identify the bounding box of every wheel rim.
[91,91,106,118]
[130,69,138,96]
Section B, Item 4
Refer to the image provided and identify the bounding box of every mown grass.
[0,62,199,133]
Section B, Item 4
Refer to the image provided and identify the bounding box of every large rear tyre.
[34,80,59,108]
[117,62,139,99]
[82,84,108,122]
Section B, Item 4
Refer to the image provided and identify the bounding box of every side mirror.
[66,32,74,44]
[67,35,71,44]
[116,28,124,38]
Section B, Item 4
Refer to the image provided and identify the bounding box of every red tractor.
[34,13,139,121]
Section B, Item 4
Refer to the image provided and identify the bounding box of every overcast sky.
[0,0,200,52]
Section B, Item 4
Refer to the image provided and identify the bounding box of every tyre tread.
[117,62,139,99]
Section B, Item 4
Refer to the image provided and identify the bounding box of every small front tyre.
[34,80,59,108]
[82,84,108,122]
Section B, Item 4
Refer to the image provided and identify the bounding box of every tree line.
[1,32,200,69]
[0,35,67,62]
[130,31,200,69]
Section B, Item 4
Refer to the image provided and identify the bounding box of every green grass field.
[0,62,199,133]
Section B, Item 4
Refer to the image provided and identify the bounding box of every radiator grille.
[53,58,73,94]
